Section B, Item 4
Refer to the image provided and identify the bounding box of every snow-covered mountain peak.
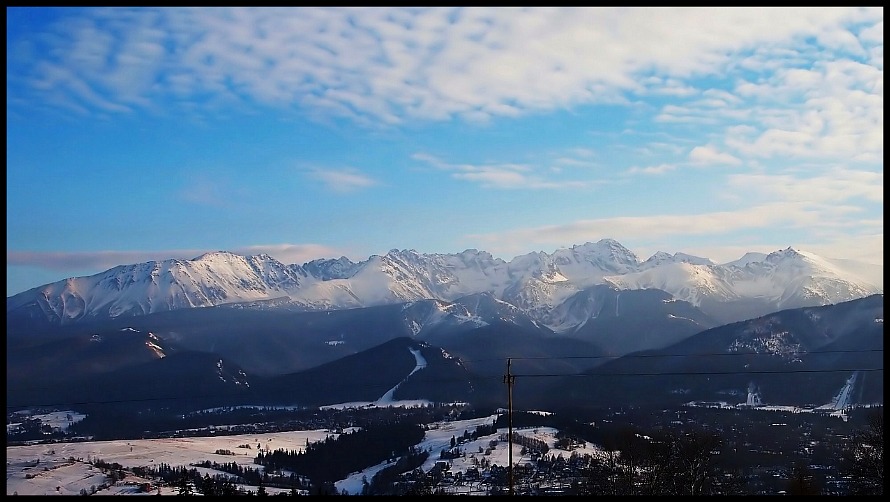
[456,248,505,267]
[723,252,769,268]
[766,247,806,262]
[673,252,714,266]
[303,256,358,281]
[719,247,883,310]
[570,239,641,267]
[509,250,548,270]
[385,248,422,261]
[248,252,277,262]
[606,261,736,306]
[759,247,847,278]
[646,251,674,262]
[191,250,244,263]
[541,240,640,290]
[642,251,713,269]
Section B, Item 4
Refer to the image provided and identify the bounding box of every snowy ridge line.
[7,239,882,328]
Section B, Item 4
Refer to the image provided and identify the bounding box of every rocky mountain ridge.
[7,239,882,331]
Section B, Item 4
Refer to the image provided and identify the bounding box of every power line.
[457,348,884,365]
[512,367,884,378]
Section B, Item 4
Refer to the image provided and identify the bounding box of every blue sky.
[6,7,884,296]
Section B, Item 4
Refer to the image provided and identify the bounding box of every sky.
[6,6,884,297]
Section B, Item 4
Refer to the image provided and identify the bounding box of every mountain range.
[7,239,882,331]
[5,239,883,413]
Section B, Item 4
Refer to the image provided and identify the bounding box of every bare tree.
[673,429,723,496]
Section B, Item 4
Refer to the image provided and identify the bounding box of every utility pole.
[503,358,515,496]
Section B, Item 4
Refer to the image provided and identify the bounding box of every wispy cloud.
[688,145,742,166]
[8,7,882,128]
[6,243,351,273]
[464,201,853,258]
[468,161,883,262]
[626,163,677,175]
[7,250,205,271]
[306,168,378,193]
[412,152,589,189]
[178,176,238,207]
[642,231,884,268]
[625,144,742,175]
[728,168,883,205]
[725,57,883,161]
[468,204,818,246]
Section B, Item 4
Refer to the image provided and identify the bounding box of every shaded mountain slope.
[541,294,883,411]
[252,337,475,407]
[549,285,721,355]
[8,350,254,413]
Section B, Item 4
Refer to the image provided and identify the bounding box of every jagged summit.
[723,252,769,268]
[642,251,713,269]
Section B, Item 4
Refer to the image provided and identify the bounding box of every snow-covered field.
[8,412,604,496]
[7,410,86,434]
[7,429,335,496]
[335,413,605,495]
[9,349,600,496]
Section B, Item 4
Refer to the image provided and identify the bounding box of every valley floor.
[7,414,607,496]
[7,430,333,496]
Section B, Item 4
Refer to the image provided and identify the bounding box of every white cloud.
[859,20,883,45]
[726,58,883,162]
[8,7,882,125]
[644,232,883,269]
[7,249,206,271]
[728,169,883,204]
[412,152,590,189]
[411,150,596,190]
[626,163,677,175]
[305,168,378,193]
[462,141,884,263]
[626,144,741,174]
[688,145,743,166]
[453,169,528,188]
[641,76,699,97]
[6,243,352,273]
[471,165,882,268]
[800,232,884,268]
[464,202,833,258]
